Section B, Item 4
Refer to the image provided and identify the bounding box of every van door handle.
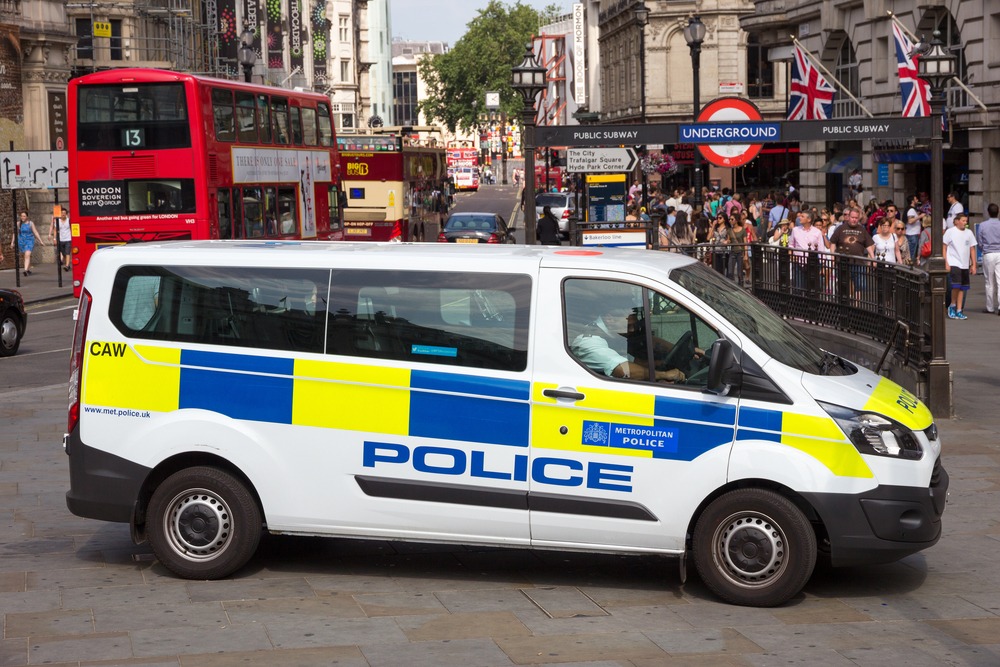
[542,388,586,401]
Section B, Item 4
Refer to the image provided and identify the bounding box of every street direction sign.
[0,151,69,190]
[567,147,638,172]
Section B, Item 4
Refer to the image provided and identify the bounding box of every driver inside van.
[568,282,699,383]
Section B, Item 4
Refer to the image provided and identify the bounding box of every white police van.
[66,241,947,606]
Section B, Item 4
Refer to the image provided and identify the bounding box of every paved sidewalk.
[0,268,74,305]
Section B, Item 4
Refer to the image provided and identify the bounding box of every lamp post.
[634,2,649,221]
[511,42,547,245]
[238,27,256,83]
[915,29,957,417]
[684,16,707,216]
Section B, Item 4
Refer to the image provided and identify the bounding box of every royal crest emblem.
[582,422,608,446]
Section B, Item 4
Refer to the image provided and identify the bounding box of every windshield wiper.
[819,350,840,375]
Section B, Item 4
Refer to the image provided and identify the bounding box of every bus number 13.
[121,128,145,148]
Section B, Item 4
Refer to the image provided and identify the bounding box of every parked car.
[535,193,576,239]
[0,288,26,357]
[437,213,516,244]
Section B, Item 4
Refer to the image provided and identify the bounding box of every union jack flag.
[892,22,930,117]
[787,44,836,120]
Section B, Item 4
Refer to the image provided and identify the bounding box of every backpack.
[920,229,932,258]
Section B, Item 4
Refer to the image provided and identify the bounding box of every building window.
[75,18,93,59]
[833,38,861,118]
[339,16,349,42]
[110,19,122,61]
[393,71,418,125]
[875,36,888,82]
[747,34,773,98]
[340,60,350,82]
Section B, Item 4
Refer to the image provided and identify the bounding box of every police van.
[66,242,948,606]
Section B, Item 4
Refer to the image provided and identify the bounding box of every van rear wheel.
[147,466,261,580]
[692,488,816,607]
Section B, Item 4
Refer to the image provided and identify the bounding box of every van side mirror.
[705,338,736,395]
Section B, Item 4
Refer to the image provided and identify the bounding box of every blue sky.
[390,0,571,46]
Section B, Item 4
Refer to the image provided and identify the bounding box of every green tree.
[418,1,546,134]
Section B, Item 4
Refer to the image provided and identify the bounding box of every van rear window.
[328,270,530,372]
[111,266,329,354]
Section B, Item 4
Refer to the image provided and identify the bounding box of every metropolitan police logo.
[582,421,609,446]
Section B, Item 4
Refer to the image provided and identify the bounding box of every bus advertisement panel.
[68,68,343,296]
[338,134,446,242]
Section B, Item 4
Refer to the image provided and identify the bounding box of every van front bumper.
[65,427,151,524]
[802,459,949,567]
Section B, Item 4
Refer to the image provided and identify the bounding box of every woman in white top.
[872,218,900,263]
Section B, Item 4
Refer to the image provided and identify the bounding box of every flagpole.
[790,36,874,118]
[887,12,988,113]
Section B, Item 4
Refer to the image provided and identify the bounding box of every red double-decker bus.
[447,147,479,191]
[337,132,446,242]
[68,68,343,295]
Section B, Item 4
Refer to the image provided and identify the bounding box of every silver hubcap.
[1,317,16,349]
[163,488,233,562]
[712,511,788,588]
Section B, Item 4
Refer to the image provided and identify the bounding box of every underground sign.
[692,98,767,169]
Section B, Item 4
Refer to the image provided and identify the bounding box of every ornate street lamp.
[511,42,546,244]
[684,16,707,215]
[914,29,957,417]
[634,2,650,236]
[238,27,256,84]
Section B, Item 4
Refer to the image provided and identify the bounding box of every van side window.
[110,266,330,354]
[326,271,531,372]
[212,88,235,142]
[564,278,715,387]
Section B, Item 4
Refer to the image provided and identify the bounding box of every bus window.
[242,187,265,238]
[317,103,333,147]
[328,185,341,231]
[278,187,298,235]
[212,88,236,142]
[77,83,191,150]
[217,189,232,239]
[257,94,271,143]
[265,187,278,236]
[290,106,303,145]
[300,108,318,146]
[126,179,196,214]
[235,92,257,143]
[272,98,290,144]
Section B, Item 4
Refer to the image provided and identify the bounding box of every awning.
[817,155,862,174]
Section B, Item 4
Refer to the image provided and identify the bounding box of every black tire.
[0,309,21,357]
[692,488,816,607]
[147,466,261,580]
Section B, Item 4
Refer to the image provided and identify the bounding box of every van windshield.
[670,262,853,376]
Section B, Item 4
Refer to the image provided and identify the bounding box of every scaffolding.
[66,0,231,78]
[532,33,567,126]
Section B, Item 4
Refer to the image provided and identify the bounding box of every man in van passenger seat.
[570,304,686,383]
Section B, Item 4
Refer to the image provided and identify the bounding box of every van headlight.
[819,402,923,460]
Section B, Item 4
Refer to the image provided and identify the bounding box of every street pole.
[639,17,647,218]
[927,92,950,416]
[545,147,550,192]
[502,111,508,186]
[523,106,537,243]
[690,43,702,216]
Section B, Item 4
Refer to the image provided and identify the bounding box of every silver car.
[535,193,577,239]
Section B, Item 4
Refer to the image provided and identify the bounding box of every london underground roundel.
[696,98,765,168]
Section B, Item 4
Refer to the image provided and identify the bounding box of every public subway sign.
[534,117,934,149]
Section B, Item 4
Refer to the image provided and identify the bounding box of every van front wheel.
[692,488,816,607]
[147,467,261,580]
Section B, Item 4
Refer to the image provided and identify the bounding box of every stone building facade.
[742,0,1000,220]
[598,0,796,191]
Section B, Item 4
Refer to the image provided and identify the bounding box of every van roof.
[93,240,698,275]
